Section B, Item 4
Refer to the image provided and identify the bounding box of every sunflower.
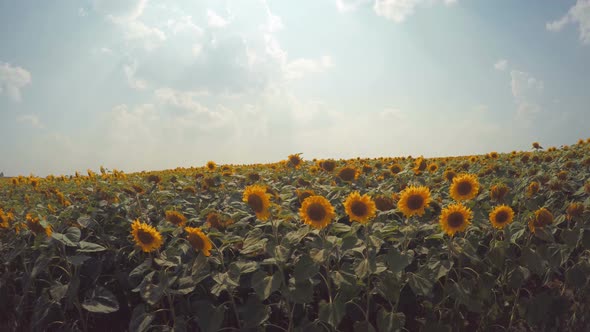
[450,173,480,201]
[343,192,377,224]
[243,185,271,221]
[299,195,335,230]
[24,213,52,237]
[527,181,540,197]
[427,163,439,172]
[131,219,163,253]
[528,207,553,233]
[374,195,395,211]
[490,183,509,202]
[566,202,584,221]
[444,169,457,182]
[288,154,303,168]
[206,212,233,230]
[185,227,213,256]
[320,159,337,172]
[296,189,315,203]
[337,167,358,182]
[413,158,427,174]
[439,203,472,236]
[489,152,499,159]
[532,142,542,149]
[397,186,432,218]
[206,161,216,171]
[165,210,187,227]
[0,209,12,229]
[389,163,403,175]
[489,205,514,229]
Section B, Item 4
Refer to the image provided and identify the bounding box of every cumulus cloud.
[546,0,590,44]
[494,59,507,71]
[123,60,148,90]
[0,62,32,102]
[285,56,334,80]
[336,0,371,12]
[92,0,147,20]
[373,0,457,23]
[207,9,229,28]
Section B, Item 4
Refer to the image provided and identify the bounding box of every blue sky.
[1,0,589,176]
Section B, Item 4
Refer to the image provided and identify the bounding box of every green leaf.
[407,273,434,297]
[193,302,224,332]
[78,241,107,253]
[507,266,530,289]
[354,321,376,332]
[77,215,93,228]
[49,282,68,301]
[377,309,405,332]
[129,304,154,332]
[52,227,81,247]
[67,255,91,267]
[31,254,50,278]
[170,276,196,295]
[566,264,588,288]
[240,296,270,328]
[251,271,281,300]
[318,300,346,328]
[520,247,546,276]
[230,260,258,275]
[82,286,119,314]
[385,249,414,274]
[294,255,319,281]
[129,258,152,287]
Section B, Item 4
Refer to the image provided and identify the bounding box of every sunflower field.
[2,140,590,331]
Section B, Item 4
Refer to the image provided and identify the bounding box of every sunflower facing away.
[243,185,271,221]
[528,207,553,233]
[25,213,52,237]
[440,203,473,236]
[288,154,303,168]
[185,227,213,257]
[343,192,377,224]
[165,210,187,227]
[299,195,335,230]
[450,173,480,201]
[397,186,432,218]
[489,205,514,229]
[131,219,163,253]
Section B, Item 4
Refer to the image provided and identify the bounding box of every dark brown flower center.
[188,233,204,250]
[495,210,509,224]
[447,212,465,228]
[456,181,473,196]
[137,229,154,244]
[351,201,368,217]
[307,203,326,222]
[248,194,264,213]
[167,214,184,225]
[339,168,356,181]
[407,194,424,210]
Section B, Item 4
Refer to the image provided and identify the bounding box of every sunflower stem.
[364,224,371,322]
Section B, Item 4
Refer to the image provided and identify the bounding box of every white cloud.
[494,59,507,71]
[109,17,166,51]
[546,0,590,44]
[17,114,44,128]
[78,8,88,17]
[92,0,147,20]
[336,0,371,12]
[373,0,457,23]
[123,61,148,90]
[510,70,544,123]
[285,56,334,80]
[207,9,229,28]
[166,15,203,36]
[0,62,32,102]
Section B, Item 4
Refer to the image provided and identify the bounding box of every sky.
[0,0,589,176]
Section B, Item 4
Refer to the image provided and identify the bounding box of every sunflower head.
[397,186,432,218]
[440,203,473,236]
[343,192,377,224]
[528,208,553,233]
[527,181,540,197]
[374,195,395,211]
[389,163,403,175]
[337,167,359,182]
[147,174,162,184]
[25,213,52,237]
[532,142,542,149]
[413,158,427,173]
[185,227,213,256]
[288,154,303,168]
[450,173,480,201]
[296,189,315,203]
[444,169,457,182]
[206,161,216,171]
[131,219,163,253]
[299,195,335,230]
[489,205,514,229]
[490,183,509,202]
[243,185,271,221]
[320,159,337,172]
[427,163,439,172]
[566,202,584,221]
[165,210,187,227]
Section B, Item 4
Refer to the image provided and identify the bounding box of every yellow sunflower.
[439,203,472,236]
[243,185,271,221]
[165,210,187,227]
[397,186,432,218]
[185,227,213,257]
[343,192,377,224]
[0,209,12,229]
[490,183,509,202]
[374,195,395,211]
[427,163,439,172]
[25,213,52,237]
[337,167,359,182]
[566,202,584,221]
[299,196,335,230]
[528,207,553,233]
[489,205,514,229]
[288,154,303,168]
[206,161,216,171]
[450,173,480,201]
[389,163,403,175]
[527,181,540,197]
[131,219,163,253]
[320,159,337,172]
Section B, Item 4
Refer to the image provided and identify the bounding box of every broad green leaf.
[82,286,119,314]
[377,309,405,332]
[251,270,281,300]
[318,300,345,328]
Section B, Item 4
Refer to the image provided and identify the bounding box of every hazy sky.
[1,0,589,176]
